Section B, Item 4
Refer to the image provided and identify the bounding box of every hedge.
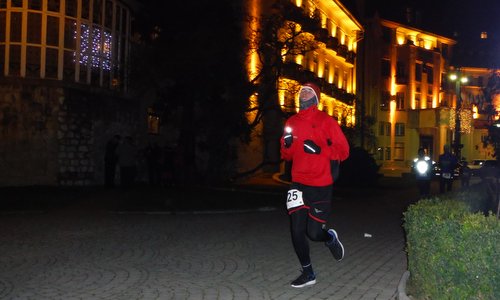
[403,184,500,299]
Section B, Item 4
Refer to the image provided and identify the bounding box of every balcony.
[337,44,348,59]
[326,36,339,51]
[281,62,356,106]
[346,51,356,64]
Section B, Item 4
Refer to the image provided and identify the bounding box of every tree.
[244,0,320,172]
[482,71,500,158]
[130,0,252,183]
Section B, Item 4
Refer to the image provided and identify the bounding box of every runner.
[280,82,350,288]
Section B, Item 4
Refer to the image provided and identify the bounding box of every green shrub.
[404,194,500,299]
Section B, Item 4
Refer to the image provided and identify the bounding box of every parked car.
[476,159,500,178]
[468,159,488,176]
[433,160,462,178]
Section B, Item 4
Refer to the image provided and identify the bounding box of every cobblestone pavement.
[0,179,421,300]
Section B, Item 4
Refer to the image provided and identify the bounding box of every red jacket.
[280,106,349,186]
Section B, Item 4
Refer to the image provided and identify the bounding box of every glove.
[303,140,321,154]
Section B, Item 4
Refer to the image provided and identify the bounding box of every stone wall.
[0,79,140,187]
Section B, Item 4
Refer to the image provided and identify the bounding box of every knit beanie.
[299,82,320,110]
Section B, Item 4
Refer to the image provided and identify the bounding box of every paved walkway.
[0,176,428,300]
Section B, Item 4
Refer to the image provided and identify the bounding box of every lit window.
[481,32,488,39]
[394,142,404,161]
[395,123,405,136]
[76,23,112,70]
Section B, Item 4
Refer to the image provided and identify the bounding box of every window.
[382,27,391,43]
[28,0,41,10]
[426,88,433,108]
[380,91,390,110]
[395,123,405,136]
[10,12,22,43]
[342,71,347,89]
[394,142,404,161]
[426,65,433,83]
[0,45,4,77]
[379,122,385,135]
[396,61,407,83]
[396,92,405,110]
[324,60,330,82]
[334,66,339,86]
[9,45,21,76]
[311,52,318,74]
[0,11,5,42]
[93,0,103,24]
[379,122,391,136]
[381,59,390,77]
[415,92,421,109]
[415,63,422,82]
[66,0,77,17]
[147,113,160,135]
[11,0,22,7]
[26,46,40,77]
[376,147,384,160]
[46,48,58,78]
[27,13,42,44]
[46,16,59,46]
[385,147,391,160]
[48,0,60,12]
[77,24,113,70]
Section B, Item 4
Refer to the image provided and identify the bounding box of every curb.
[397,270,411,300]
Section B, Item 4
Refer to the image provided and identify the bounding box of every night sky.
[340,0,500,38]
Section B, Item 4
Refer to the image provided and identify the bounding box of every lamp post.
[449,70,468,160]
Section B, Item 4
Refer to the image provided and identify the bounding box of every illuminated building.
[360,18,457,176]
[451,67,499,160]
[0,0,138,186]
[240,0,362,172]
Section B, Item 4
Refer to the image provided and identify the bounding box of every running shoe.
[326,228,344,261]
[290,271,316,288]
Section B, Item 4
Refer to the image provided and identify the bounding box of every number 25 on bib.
[286,189,304,210]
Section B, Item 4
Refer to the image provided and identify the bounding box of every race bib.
[442,173,452,179]
[286,189,304,210]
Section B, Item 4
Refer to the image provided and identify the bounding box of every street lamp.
[449,70,468,159]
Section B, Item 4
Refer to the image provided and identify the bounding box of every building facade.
[0,0,139,186]
[240,0,362,173]
[360,17,461,175]
[453,66,498,161]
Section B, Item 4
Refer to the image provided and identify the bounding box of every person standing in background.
[438,145,458,193]
[104,135,121,187]
[116,136,138,187]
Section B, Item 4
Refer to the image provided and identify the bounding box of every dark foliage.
[336,147,381,187]
[131,0,252,183]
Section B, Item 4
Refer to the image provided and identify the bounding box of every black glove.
[283,132,293,148]
[303,140,321,154]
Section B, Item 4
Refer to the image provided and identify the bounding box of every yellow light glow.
[389,100,396,123]
[396,33,405,45]
[246,0,260,81]
[472,105,478,119]
[295,0,302,7]
[423,39,432,50]
[296,54,303,65]
[278,88,285,107]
